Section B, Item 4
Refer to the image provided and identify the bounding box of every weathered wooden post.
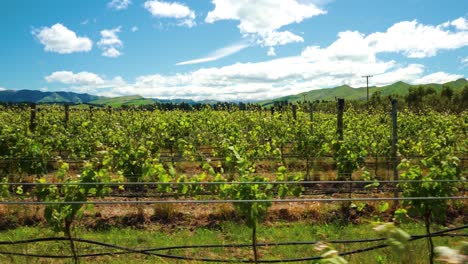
[29,103,37,132]
[391,99,399,207]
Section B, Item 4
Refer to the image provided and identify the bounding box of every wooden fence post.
[391,99,399,207]
[29,103,37,132]
[64,104,70,127]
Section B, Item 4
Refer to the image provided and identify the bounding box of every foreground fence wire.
[0,225,466,263]
[0,196,467,205]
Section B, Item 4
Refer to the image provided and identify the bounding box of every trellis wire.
[0,196,467,205]
[1,179,466,186]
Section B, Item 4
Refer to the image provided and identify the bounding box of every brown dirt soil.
[1,194,465,232]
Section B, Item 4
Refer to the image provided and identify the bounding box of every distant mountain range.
[0,90,102,104]
[1,78,466,107]
[0,90,209,106]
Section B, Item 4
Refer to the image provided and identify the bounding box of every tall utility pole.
[362,75,373,101]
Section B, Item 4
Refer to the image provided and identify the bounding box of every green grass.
[0,222,463,263]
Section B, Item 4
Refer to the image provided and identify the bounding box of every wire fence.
[0,224,466,262]
[1,179,466,203]
[1,179,466,186]
[0,161,466,262]
[1,196,467,205]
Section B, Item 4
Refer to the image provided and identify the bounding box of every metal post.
[362,75,373,102]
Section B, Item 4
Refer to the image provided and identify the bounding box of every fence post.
[391,99,399,208]
[29,103,37,132]
[292,104,297,121]
[337,99,344,141]
[336,99,345,181]
[308,102,314,134]
[64,104,69,127]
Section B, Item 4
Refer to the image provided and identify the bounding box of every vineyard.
[0,101,466,263]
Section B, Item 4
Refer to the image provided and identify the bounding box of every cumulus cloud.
[0,86,6,91]
[131,26,138,32]
[108,0,131,10]
[176,42,249,65]
[206,0,325,34]
[45,57,461,101]
[372,64,425,85]
[302,31,374,62]
[414,72,463,84]
[42,17,466,101]
[450,17,468,31]
[45,71,126,95]
[367,19,468,58]
[205,0,325,51]
[108,58,426,101]
[301,18,468,61]
[260,30,304,46]
[102,47,122,58]
[45,71,105,85]
[144,0,196,27]
[32,23,92,54]
[98,27,123,58]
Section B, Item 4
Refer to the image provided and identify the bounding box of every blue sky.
[0,0,467,101]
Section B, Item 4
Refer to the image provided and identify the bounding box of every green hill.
[260,78,467,107]
[89,95,155,107]
[0,89,102,103]
[38,93,69,103]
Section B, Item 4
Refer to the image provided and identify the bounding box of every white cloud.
[260,30,304,46]
[0,86,6,91]
[32,23,92,54]
[98,27,123,58]
[176,42,249,65]
[414,72,463,84]
[102,47,122,58]
[367,19,468,58]
[206,0,325,34]
[108,0,131,10]
[144,0,196,27]
[45,58,462,101]
[45,71,126,95]
[301,18,468,62]
[42,18,466,101]
[45,71,105,85]
[267,47,276,56]
[302,31,375,62]
[372,64,425,85]
[462,56,468,66]
[205,0,325,51]
[450,17,468,31]
[131,26,138,32]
